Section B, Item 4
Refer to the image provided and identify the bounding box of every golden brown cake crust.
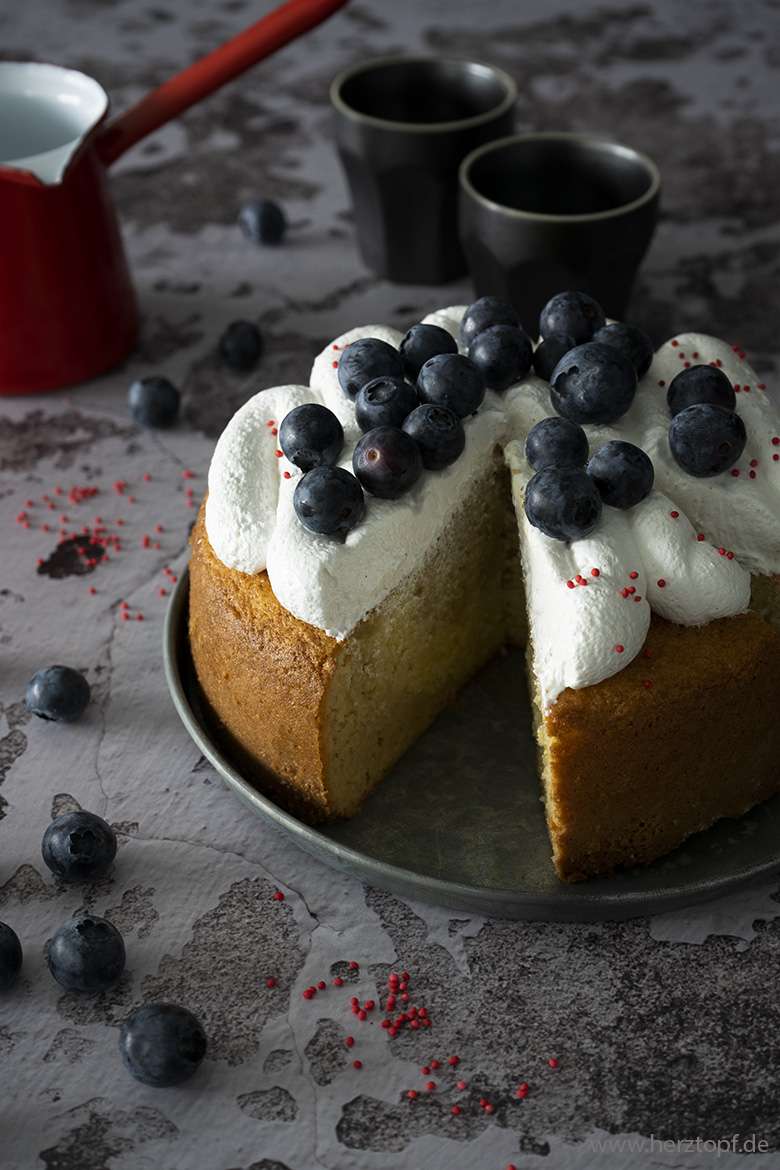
[189,502,340,822]
[542,611,780,881]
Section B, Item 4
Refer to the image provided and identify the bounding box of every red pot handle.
[98,0,349,166]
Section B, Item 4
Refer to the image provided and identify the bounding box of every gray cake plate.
[164,570,780,921]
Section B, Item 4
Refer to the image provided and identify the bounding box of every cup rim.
[458,131,661,223]
[329,53,517,134]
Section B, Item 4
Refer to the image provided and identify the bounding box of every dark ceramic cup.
[330,55,516,284]
[458,132,661,329]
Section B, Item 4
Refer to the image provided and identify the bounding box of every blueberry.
[0,922,23,991]
[417,353,486,418]
[550,342,638,425]
[338,338,404,400]
[355,376,418,432]
[219,320,263,371]
[460,297,520,348]
[48,915,126,993]
[668,403,747,477]
[525,417,589,471]
[592,322,654,379]
[353,426,423,499]
[279,404,344,471]
[119,1003,207,1087]
[127,376,180,429]
[539,291,606,345]
[402,404,465,470]
[26,665,90,723]
[532,333,577,382]
[42,810,118,882]
[293,466,364,535]
[467,324,533,391]
[666,365,736,417]
[587,440,654,508]
[238,199,286,246]
[399,324,457,381]
[524,466,602,542]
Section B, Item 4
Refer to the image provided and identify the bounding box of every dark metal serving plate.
[164,569,780,921]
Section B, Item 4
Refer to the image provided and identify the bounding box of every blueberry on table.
[355,376,418,432]
[0,922,23,991]
[127,376,180,428]
[279,404,344,471]
[219,320,263,371]
[550,342,638,425]
[468,324,533,390]
[338,338,404,400]
[26,665,90,723]
[353,426,423,499]
[238,199,286,246]
[532,333,577,382]
[48,915,126,993]
[402,404,465,470]
[119,1003,207,1087]
[668,403,747,477]
[587,440,654,508]
[42,810,118,882]
[417,353,486,418]
[525,416,589,471]
[666,364,736,417]
[524,466,602,542]
[592,321,655,379]
[459,296,520,348]
[399,323,457,381]
[293,466,364,536]
[539,291,606,345]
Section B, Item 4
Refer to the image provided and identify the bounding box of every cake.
[188,298,780,881]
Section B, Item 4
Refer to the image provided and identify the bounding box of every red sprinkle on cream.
[591,567,600,577]
[657,579,666,588]
[615,645,624,653]
[670,511,679,518]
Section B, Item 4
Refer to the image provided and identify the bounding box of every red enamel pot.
[0,0,348,395]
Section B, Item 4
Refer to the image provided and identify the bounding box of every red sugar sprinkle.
[750,460,758,468]
[430,1060,440,1070]
[182,469,195,479]
[697,533,705,542]
[135,613,143,621]
[407,1090,417,1099]
[334,977,343,987]
[283,471,291,479]
[422,1065,430,1075]
[591,567,600,577]
[718,547,726,555]
[622,588,629,598]
[566,580,575,589]
[448,1056,460,1066]
[643,680,652,688]
[332,360,338,368]
[273,891,284,901]
[358,1010,367,1021]
[628,586,636,595]
[318,981,326,990]
[425,1081,436,1091]
[143,473,151,481]
[266,977,276,988]
[549,1058,559,1068]
[774,454,779,462]
[345,1037,355,1047]
[88,587,97,595]
[452,1106,462,1115]
[303,989,314,1000]
[727,551,734,559]
[629,571,638,580]
[657,579,666,588]
[402,972,410,981]
[615,645,624,653]
[349,961,359,970]
[750,470,756,479]
[485,1104,495,1114]
[644,649,651,659]
[671,339,679,346]
[773,438,780,446]
[731,469,740,477]
[670,511,679,518]
[457,1080,467,1090]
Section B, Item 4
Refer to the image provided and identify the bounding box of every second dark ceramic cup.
[330,55,516,284]
[458,132,661,329]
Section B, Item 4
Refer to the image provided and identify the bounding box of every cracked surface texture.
[1,0,780,1167]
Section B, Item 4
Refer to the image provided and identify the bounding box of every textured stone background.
[1,1,780,1167]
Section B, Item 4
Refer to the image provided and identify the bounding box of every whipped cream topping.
[204,310,775,707]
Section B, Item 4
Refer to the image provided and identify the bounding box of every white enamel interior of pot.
[0,62,108,184]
